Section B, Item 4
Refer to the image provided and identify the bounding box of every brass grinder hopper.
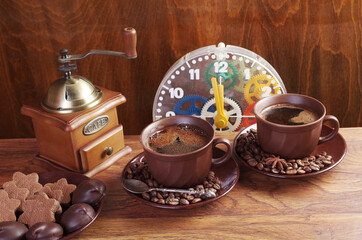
[21,27,137,176]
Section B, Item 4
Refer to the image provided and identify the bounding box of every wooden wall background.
[0,0,361,138]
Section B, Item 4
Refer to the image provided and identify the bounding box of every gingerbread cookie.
[43,178,76,204]
[0,190,21,222]
[18,192,60,227]
[3,172,42,196]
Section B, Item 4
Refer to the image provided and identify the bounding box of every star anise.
[265,156,288,171]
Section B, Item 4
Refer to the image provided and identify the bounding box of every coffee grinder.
[21,27,137,176]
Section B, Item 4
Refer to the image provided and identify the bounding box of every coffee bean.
[235,130,333,176]
[213,183,221,190]
[208,188,217,193]
[203,180,212,188]
[142,192,150,200]
[322,159,332,165]
[142,169,150,179]
[147,179,154,187]
[296,159,304,167]
[286,169,297,175]
[310,165,320,171]
[297,169,306,174]
[310,162,319,168]
[292,163,298,169]
[180,199,190,205]
[247,158,258,167]
[196,185,204,192]
[126,174,133,179]
[215,178,221,185]
[168,199,180,205]
[192,198,202,204]
[257,163,264,171]
[150,190,157,197]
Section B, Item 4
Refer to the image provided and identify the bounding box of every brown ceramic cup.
[140,115,232,188]
[253,93,339,159]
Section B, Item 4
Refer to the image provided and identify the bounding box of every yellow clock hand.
[211,77,228,129]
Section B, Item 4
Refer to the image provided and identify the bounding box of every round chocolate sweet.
[0,221,27,240]
[72,179,106,207]
[26,222,63,240]
[60,203,96,233]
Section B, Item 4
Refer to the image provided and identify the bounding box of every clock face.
[152,43,287,132]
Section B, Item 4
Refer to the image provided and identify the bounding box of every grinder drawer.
[80,124,125,171]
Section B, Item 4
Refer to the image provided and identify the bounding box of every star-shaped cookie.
[3,172,42,196]
[28,191,63,214]
[2,181,30,210]
[0,190,21,222]
[18,192,60,227]
[43,178,76,204]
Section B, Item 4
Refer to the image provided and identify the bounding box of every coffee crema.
[261,104,318,125]
[148,124,209,155]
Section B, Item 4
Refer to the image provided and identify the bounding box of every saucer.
[121,148,240,209]
[233,124,347,178]
[38,171,103,240]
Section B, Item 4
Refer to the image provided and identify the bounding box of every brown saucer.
[38,171,103,240]
[232,124,347,178]
[121,148,239,209]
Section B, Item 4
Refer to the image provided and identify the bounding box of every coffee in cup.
[261,104,319,125]
[141,116,231,188]
[148,124,209,155]
[254,94,339,159]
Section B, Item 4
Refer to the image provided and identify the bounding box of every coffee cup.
[253,93,339,159]
[140,115,231,188]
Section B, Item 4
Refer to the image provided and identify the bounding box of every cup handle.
[318,115,340,145]
[211,137,232,166]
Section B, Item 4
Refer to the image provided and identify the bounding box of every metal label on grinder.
[83,115,109,135]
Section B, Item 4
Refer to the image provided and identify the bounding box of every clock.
[152,43,287,132]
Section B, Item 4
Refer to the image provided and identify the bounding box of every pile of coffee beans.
[125,161,221,205]
[234,129,334,175]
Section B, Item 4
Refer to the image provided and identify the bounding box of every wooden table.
[1,128,361,239]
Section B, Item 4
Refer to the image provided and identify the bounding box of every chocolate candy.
[72,179,106,207]
[26,222,63,240]
[0,221,28,240]
[60,203,95,233]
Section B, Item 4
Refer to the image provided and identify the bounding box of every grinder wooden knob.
[123,27,137,58]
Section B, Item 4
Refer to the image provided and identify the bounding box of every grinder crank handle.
[58,27,137,64]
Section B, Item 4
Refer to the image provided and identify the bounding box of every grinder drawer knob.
[105,147,113,156]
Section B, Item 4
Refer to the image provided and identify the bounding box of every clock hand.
[211,77,228,129]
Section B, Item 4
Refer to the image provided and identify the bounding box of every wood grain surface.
[0,129,361,239]
[0,0,361,138]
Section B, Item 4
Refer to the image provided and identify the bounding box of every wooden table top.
[1,128,361,239]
